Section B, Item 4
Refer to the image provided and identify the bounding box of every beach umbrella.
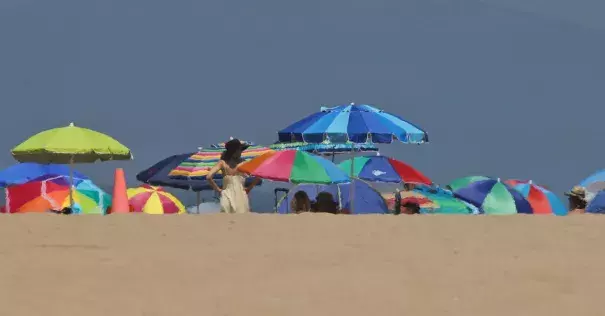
[386,189,474,214]
[578,170,605,202]
[511,181,567,215]
[238,150,350,184]
[11,122,132,208]
[586,190,605,214]
[453,179,533,215]
[168,146,273,180]
[277,103,428,144]
[0,163,88,187]
[277,103,427,213]
[4,179,110,214]
[447,176,490,191]
[338,156,431,184]
[505,179,551,191]
[127,185,185,214]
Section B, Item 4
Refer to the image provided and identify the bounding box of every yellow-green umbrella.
[11,122,132,208]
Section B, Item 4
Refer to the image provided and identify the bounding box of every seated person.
[312,192,339,214]
[290,191,311,213]
[565,186,587,214]
[401,201,421,214]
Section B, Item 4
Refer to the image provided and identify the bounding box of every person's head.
[291,191,311,213]
[314,192,338,214]
[403,183,416,191]
[401,201,420,214]
[565,186,587,209]
[221,138,249,163]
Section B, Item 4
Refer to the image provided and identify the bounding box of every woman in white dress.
[207,139,260,213]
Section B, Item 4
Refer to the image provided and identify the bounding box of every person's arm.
[206,161,224,193]
[245,177,261,193]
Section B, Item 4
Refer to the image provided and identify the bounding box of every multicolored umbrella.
[238,150,350,184]
[127,185,185,214]
[168,146,273,179]
[277,103,428,144]
[3,179,110,214]
[453,179,533,215]
[338,156,431,184]
[269,141,379,154]
[0,163,88,187]
[447,176,490,192]
[578,170,605,202]
[512,181,567,215]
[384,189,474,214]
[11,122,131,208]
[505,179,551,191]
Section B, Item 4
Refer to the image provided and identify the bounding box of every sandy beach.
[0,214,602,315]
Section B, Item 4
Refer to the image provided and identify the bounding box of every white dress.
[220,174,250,214]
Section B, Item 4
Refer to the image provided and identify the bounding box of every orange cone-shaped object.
[111,168,130,214]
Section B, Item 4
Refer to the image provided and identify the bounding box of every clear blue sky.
[1,0,604,209]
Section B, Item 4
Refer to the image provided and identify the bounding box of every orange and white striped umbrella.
[127,185,185,214]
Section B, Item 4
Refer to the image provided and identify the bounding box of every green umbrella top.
[11,122,132,164]
[447,175,490,192]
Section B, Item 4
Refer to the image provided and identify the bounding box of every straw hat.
[565,186,586,198]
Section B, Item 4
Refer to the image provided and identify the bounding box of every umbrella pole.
[349,145,356,214]
[69,157,74,211]
[196,191,200,213]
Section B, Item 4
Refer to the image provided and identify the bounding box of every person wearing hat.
[207,138,260,213]
[565,186,587,214]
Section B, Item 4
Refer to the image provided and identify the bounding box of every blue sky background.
[1,0,604,210]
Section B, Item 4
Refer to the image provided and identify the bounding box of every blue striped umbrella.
[277,103,428,144]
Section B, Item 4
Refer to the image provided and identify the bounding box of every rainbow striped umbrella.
[3,179,110,214]
[168,145,273,179]
[238,150,350,184]
[127,185,185,214]
[511,181,567,215]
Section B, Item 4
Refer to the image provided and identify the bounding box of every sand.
[0,214,602,315]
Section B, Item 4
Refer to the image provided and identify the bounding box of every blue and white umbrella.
[578,170,605,202]
[277,103,428,144]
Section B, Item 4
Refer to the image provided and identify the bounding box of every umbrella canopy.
[168,146,273,179]
[4,179,110,214]
[512,182,567,215]
[275,179,388,214]
[386,189,474,214]
[238,150,350,184]
[586,190,605,214]
[447,176,490,191]
[277,103,428,144]
[578,170,605,202]
[127,185,185,214]
[11,123,132,163]
[0,163,88,187]
[137,153,261,191]
[269,141,379,154]
[338,156,431,184]
[453,179,533,215]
